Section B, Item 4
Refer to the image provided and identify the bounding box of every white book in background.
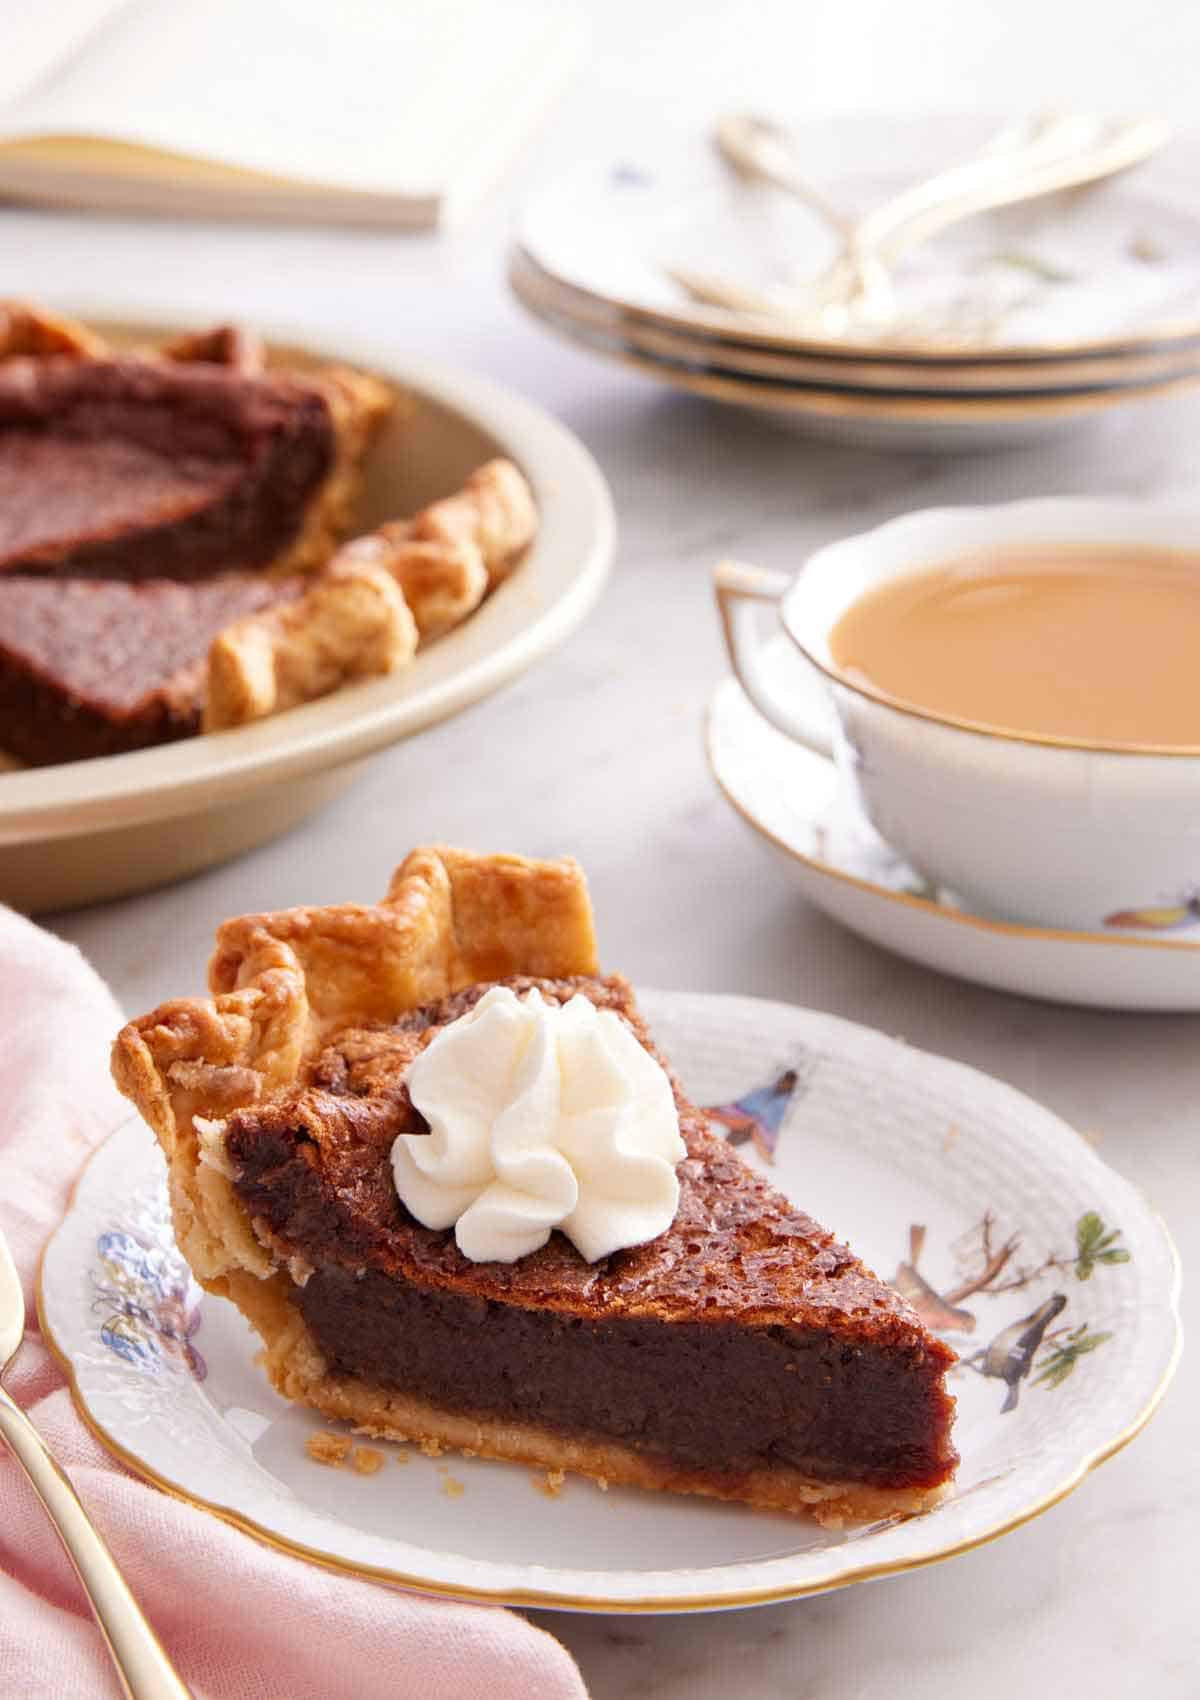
[0,0,583,228]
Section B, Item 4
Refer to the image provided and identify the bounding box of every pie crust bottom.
[214,1265,946,1528]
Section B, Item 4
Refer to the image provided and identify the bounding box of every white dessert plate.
[707,645,1200,1010]
[520,116,1200,359]
[0,313,614,913]
[40,989,1179,1612]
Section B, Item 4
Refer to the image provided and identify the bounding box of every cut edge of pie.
[112,848,956,1527]
[278,362,395,577]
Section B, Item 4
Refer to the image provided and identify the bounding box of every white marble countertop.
[9,3,1196,1692]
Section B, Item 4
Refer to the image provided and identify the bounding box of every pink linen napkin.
[0,906,587,1700]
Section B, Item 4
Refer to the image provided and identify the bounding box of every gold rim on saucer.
[703,698,1200,954]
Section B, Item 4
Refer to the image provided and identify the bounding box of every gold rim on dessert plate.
[517,289,1200,425]
[511,249,1200,394]
[703,702,1200,956]
[36,1113,1182,1614]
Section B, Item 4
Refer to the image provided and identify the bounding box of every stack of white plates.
[513,116,1200,450]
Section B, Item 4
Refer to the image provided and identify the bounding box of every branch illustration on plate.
[1032,1322,1115,1389]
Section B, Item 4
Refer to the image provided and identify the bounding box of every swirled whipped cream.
[391,986,685,1264]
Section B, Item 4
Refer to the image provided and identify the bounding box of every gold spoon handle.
[0,1386,192,1699]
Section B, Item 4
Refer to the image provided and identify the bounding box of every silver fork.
[671,110,1170,334]
[0,1224,192,1699]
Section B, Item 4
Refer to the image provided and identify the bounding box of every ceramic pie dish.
[0,315,614,913]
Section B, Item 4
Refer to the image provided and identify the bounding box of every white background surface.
[7,1,1195,1693]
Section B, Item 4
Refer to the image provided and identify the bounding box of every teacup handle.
[713,559,836,759]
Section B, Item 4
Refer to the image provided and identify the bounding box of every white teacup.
[715,499,1200,933]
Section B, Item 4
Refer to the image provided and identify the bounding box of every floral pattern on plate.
[91,1197,206,1381]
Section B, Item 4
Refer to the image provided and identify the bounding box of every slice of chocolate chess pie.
[112,848,957,1524]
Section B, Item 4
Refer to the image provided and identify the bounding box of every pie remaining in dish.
[0,306,538,766]
[0,303,387,582]
[112,847,958,1524]
[0,572,307,765]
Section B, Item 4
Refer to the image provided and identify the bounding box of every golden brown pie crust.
[0,300,109,360]
[112,849,598,1279]
[202,459,538,728]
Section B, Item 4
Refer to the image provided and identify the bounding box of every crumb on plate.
[306,1430,353,1468]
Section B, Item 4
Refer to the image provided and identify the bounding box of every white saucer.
[706,646,1200,1010]
[40,990,1179,1611]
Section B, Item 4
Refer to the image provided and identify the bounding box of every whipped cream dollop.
[391,986,686,1264]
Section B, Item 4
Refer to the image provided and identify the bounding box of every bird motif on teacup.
[1105,892,1200,931]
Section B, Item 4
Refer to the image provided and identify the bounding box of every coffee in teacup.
[828,547,1200,750]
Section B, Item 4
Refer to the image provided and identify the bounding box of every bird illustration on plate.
[704,1066,805,1161]
[891,1226,977,1334]
[961,1293,1068,1412]
[893,1210,1127,1411]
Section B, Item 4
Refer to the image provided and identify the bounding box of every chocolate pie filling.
[0,356,335,580]
[296,1272,952,1485]
[0,572,305,765]
[226,976,957,1492]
